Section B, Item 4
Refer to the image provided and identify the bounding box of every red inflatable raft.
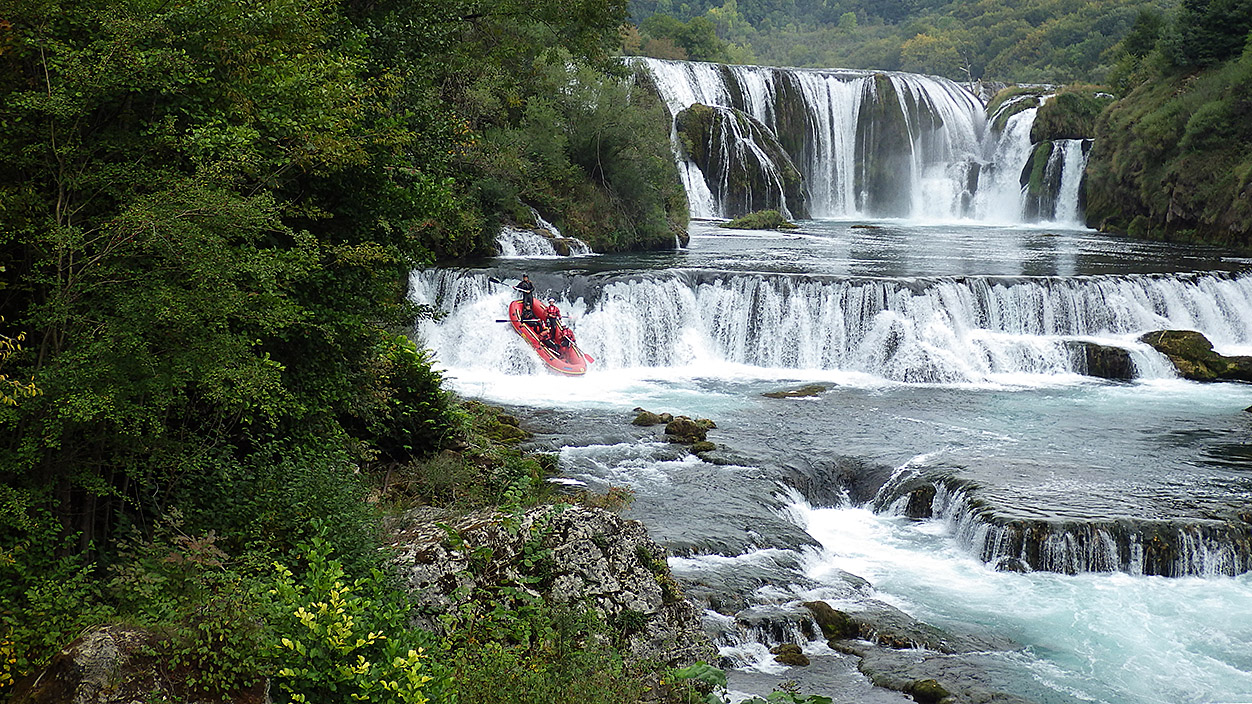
[508,299,591,376]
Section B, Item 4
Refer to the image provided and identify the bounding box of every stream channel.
[412,218,1252,704]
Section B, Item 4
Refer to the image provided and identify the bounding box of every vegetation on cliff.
[624,0,1169,83]
[1085,2,1252,247]
[0,0,693,700]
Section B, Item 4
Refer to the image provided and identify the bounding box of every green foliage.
[719,210,799,229]
[1163,0,1252,68]
[669,663,832,704]
[431,506,648,704]
[628,0,1162,82]
[1030,88,1116,141]
[269,533,435,704]
[0,504,114,692]
[1086,38,1252,247]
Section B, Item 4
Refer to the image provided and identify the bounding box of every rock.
[691,441,716,453]
[665,416,710,444]
[675,104,808,219]
[633,409,666,426]
[773,651,810,667]
[1066,340,1135,380]
[718,210,799,230]
[905,678,951,704]
[762,384,827,399]
[803,600,858,640]
[9,625,267,704]
[1140,330,1252,382]
[903,484,937,519]
[770,643,804,656]
[1245,405,1252,413]
[388,504,714,669]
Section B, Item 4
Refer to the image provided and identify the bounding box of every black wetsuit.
[517,279,535,318]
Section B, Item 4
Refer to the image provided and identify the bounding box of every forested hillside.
[0,0,689,700]
[1086,0,1252,246]
[625,0,1175,82]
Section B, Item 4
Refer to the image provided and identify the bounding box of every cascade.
[412,268,1252,383]
[494,207,591,257]
[1053,139,1091,225]
[877,479,1252,576]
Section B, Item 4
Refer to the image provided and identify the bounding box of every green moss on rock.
[719,209,798,230]
[1139,330,1252,381]
[1030,88,1114,142]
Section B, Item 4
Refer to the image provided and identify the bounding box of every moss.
[1030,88,1114,142]
[986,86,1045,131]
[762,383,827,398]
[1024,141,1055,196]
[718,209,798,229]
[1085,51,1252,248]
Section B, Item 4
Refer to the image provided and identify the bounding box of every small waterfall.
[497,226,559,257]
[1052,139,1090,225]
[902,482,1252,576]
[494,207,591,257]
[413,268,1252,383]
[970,108,1036,222]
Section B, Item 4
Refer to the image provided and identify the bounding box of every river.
[412,218,1252,704]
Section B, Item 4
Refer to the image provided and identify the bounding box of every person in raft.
[545,298,576,351]
[515,274,537,323]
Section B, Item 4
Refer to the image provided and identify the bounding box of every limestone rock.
[803,600,858,640]
[664,416,714,444]
[388,504,714,668]
[1140,330,1252,382]
[9,625,266,704]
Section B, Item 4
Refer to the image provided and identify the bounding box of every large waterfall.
[635,58,1088,225]
[412,269,1252,384]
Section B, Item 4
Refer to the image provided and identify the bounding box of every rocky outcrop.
[1065,340,1135,380]
[8,626,267,704]
[1029,89,1113,143]
[387,505,714,668]
[676,103,808,218]
[1140,329,1252,381]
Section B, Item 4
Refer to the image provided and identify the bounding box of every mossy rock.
[632,409,666,426]
[719,209,798,230]
[1031,88,1114,142]
[772,647,810,666]
[803,600,859,640]
[762,384,827,398]
[690,441,716,453]
[1139,330,1252,382]
[665,416,709,443]
[906,678,951,704]
[986,85,1046,132]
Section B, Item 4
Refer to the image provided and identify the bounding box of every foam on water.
[793,502,1252,704]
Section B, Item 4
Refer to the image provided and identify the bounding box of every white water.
[634,58,1102,226]
[495,207,591,257]
[413,268,1252,385]
[1051,139,1090,226]
[796,502,1252,704]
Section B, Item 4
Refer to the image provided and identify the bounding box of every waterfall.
[970,108,1035,222]
[899,481,1252,576]
[1053,139,1090,226]
[495,207,591,257]
[635,58,988,220]
[634,58,1105,226]
[412,269,1252,383]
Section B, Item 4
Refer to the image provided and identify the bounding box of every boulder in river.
[762,384,828,398]
[1065,340,1135,380]
[665,416,716,444]
[1140,330,1252,382]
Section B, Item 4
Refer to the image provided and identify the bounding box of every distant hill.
[625,0,1177,83]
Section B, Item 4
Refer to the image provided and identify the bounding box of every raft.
[508,299,590,376]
